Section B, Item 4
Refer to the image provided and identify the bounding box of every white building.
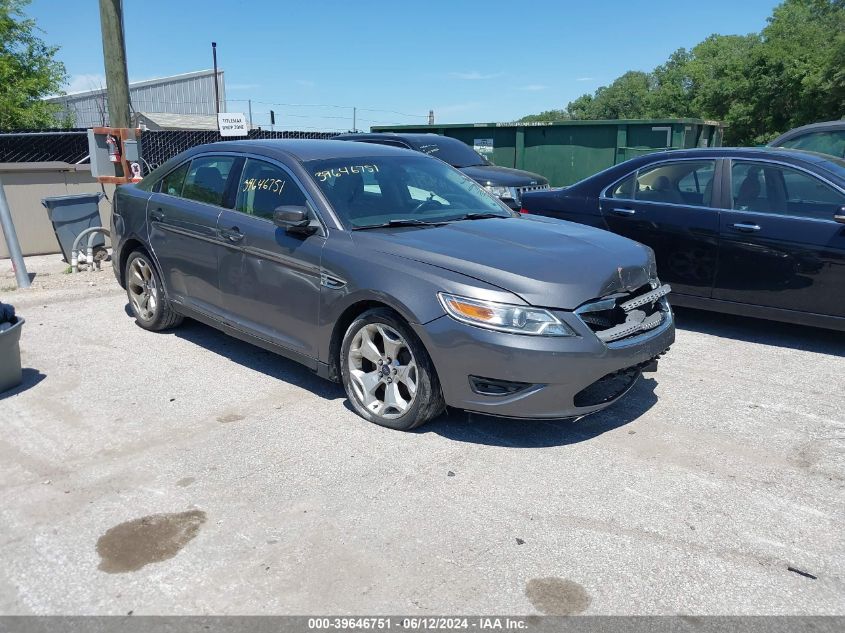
[45,69,226,129]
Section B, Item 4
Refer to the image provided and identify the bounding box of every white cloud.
[295,79,316,88]
[576,77,595,82]
[520,84,548,91]
[448,71,502,80]
[64,74,106,94]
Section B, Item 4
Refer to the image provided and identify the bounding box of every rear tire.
[125,250,183,331]
[340,308,445,430]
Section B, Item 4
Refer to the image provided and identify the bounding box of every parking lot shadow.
[0,368,46,400]
[168,317,344,401]
[420,377,658,448]
[673,307,845,357]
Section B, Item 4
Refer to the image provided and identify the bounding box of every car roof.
[570,146,845,191]
[624,146,845,171]
[196,138,420,162]
[336,132,459,145]
[770,120,845,143]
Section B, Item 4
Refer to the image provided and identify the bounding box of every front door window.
[731,161,845,220]
[235,159,308,219]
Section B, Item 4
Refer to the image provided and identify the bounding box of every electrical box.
[87,127,143,184]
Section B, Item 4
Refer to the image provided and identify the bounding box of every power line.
[250,100,427,118]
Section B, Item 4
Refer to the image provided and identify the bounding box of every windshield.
[306,155,513,229]
[408,138,487,168]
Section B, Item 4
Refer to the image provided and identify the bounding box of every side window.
[235,159,307,220]
[635,161,716,207]
[778,130,845,159]
[732,161,845,220]
[677,162,716,203]
[182,156,237,206]
[610,174,636,200]
[160,162,190,197]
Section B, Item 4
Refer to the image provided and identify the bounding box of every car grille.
[576,282,671,344]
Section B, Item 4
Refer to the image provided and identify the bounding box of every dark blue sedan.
[520,148,845,331]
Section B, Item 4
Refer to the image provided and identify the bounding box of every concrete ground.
[0,254,843,615]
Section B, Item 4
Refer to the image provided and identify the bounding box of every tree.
[751,0,845,142]
[519,109,569,123]
[569,71,652,120]
[565,94,594,120]
[648,48,695,119]
[685,34,761,144]
[519,0,845,146]
[0,0,67,130]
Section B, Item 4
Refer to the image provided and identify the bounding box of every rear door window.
[609,161,717,207]
[635,161,716,206]
[182,156,237,206]
[610,174,636,200]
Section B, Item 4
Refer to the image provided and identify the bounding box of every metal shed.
[45,70,226,129]
[372,119,725,187]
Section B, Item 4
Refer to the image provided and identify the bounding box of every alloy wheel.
[347,323,418,419]
[127,256,158,322]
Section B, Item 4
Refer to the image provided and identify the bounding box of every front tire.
[125,250,183,331]
[340,308,445,430]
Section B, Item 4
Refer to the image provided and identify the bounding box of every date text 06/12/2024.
[307,618,529,630]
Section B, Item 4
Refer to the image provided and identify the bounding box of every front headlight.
[438,293,575,336]
[484,185,514,200]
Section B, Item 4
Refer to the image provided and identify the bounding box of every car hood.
[459,165,549,187]
[351,216,655,309]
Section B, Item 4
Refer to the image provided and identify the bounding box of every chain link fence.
[0,130,89,164]
[0,128,338,170]
[139,129,338,173]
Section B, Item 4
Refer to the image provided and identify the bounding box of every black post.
[212,41,220,115]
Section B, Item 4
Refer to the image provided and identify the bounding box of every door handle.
[150,208,165,222]
[731,222,761,232]
[220,226,244,242]
[610,207,636,217]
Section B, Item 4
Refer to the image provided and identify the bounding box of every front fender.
[316,232,523,363]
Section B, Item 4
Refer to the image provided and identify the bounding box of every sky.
[29,0,781,131]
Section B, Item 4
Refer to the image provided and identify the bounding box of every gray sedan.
[112,140,674,430]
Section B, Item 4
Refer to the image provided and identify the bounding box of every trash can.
[41,192,106,262]
[0,317,24,394]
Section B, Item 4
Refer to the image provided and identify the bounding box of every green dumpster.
[372,119,725,187]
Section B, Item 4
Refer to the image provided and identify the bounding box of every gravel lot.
[1,255,843,615]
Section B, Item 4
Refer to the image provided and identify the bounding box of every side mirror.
[835,206,845,224]
[273,205,312,231]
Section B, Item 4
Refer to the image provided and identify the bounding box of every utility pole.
[248,99,253,129]
[211,42,220,115]
[98,0,131,127]
[352,107,357,132]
